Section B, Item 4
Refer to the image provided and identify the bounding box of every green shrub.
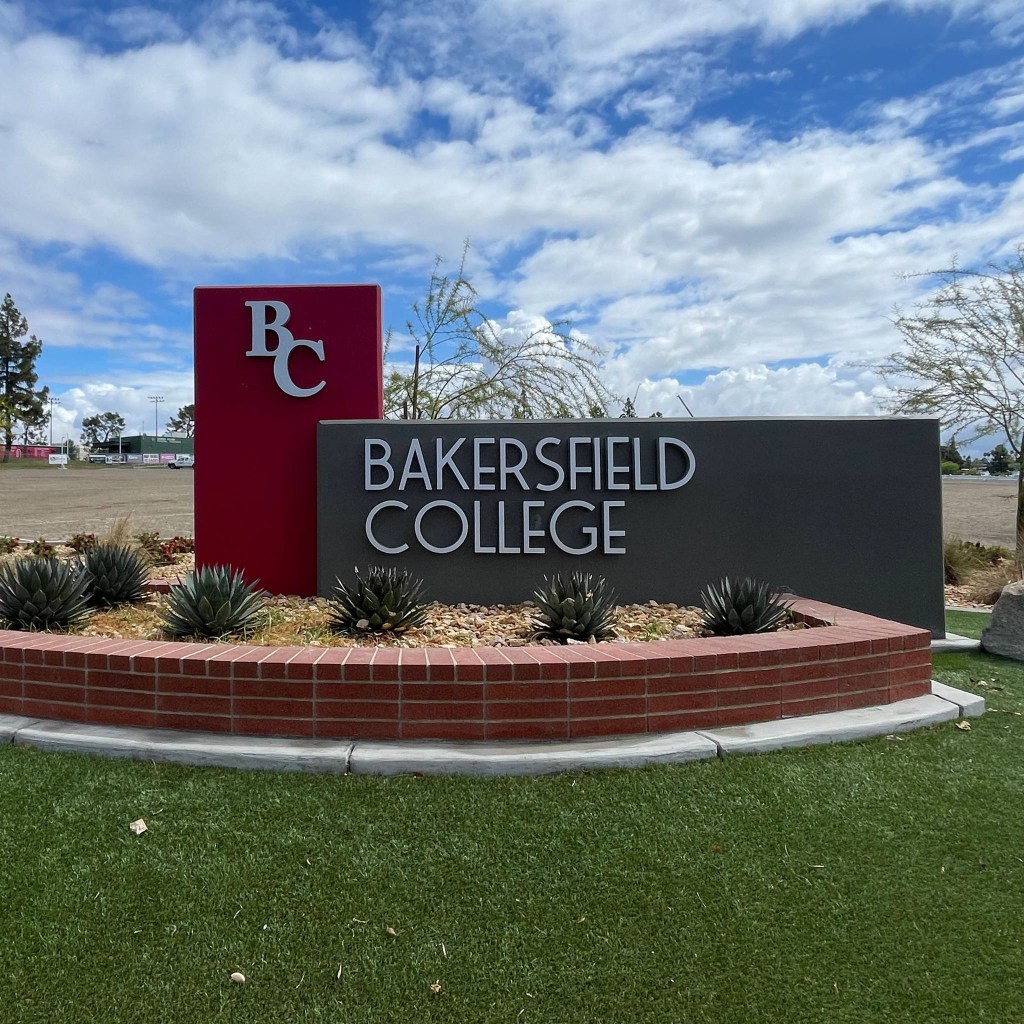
[329,566,427,634]
[941,460,961,475]
[0,556,92,632]
[28,537,54,556]
[80,544,150,608]
[0,536,19,555]
[160,565,266,639]
[135,531,163,562]
[532,571,617,643]
[67,532,98,553]
[700,576,792,636]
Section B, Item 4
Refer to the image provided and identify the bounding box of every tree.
[0,293,48,464]
[384,245,614,419]
[16,406,48,445]
[80,412,126,448]
[167,403,195,437]
[874,248,1024,557]
[940,436,964,467]
[986,443,1012,475]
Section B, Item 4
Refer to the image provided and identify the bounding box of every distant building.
[89,434,194,465]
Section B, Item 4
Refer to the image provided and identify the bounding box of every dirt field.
[940,478,1018,548]
[0,467,1016,547]
[0,467,194,539]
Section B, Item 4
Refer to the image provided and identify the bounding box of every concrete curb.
[0,682,985,776]
[932,631,981,653]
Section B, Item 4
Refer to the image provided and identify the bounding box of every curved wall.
[0,598,931,742]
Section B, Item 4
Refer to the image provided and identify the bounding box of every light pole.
[48,396,61,445]
[148,396,165,443]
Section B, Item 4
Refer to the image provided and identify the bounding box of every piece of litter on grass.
[336,964,344,982]
[229,972,245,984]
[430,980,442,994]
[441,942,448,958]
[129,819,148,835]
[885,734,905,742]
[386,927,397,936]
[955,720,972,731]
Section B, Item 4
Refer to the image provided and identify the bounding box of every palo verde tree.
[166,403,195,437]
[0,293,48,464]
[80,412,126,448]
[875,247,1024,557]
[384,245,615,419]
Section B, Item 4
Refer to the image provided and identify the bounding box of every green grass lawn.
[2,609,1022,1023]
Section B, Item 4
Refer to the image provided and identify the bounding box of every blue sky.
[1,0,1022,442]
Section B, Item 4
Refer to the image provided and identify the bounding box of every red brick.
[452,649,485,681]
[154,712,233,733]
[718,685,782,709]
[341,648,373,680]
[890,666,931,686]
[23,681,86,704]
[647,709,718,732]
[233,716,315,737]
[316,699,400,720]
[569,676,644,699]
[525,647,571,680]
[22,699,90,721]
[205,646,242,677]
[719,704,781,726]
[232,696,314,718]
[87,687,155,710]
[23,664,83,685]
[497,649,542,681]
[233,677,313,700]
[157,673,231,697]
[370,650,402,682]
[315,680,399,701]
[259,649,298,680]
[780,679,838,702]
[890,680,930,702]
[285,648,323,678]
[570,715,646,739]
[426,649,457,682]
[781,695,838,718]
[312,648,350,680]
[838,671,888,694]
[88,706,156,728]
[315,718,400,739]
[156,693,230,716]
[837,690,885,711]
[476,648,514,681]
[781,662,834,684]
[487,719,569,741]
[402,701,485,722]
[571,695,645,719]
[402,681,485,703]
[487,679,566,702]
[890,649,931,670]
[399,649,429,681]
[648,690,717,714]
[486,699,568,721]
[401,720,486,741]
[647,671,720,695]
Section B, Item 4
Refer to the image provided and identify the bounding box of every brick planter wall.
[0,598,932,742]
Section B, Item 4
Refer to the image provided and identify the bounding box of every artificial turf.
[1,609,1022,1023]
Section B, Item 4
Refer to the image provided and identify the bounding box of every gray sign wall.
[318,418,944,635]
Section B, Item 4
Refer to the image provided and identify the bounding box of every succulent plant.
[329,566,427,634]
[0,556,92,631]
[532,571,617,643]
[699,576,792,636]
[79,544,150,608]
[160,564,266,639]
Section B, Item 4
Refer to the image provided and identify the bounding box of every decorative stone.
[981,580,1024,660]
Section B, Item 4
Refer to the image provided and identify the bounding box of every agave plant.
[79,544,150,607]
[532,571,617,643]
[160,564,266,639]
[700,576,792,636]
[0,556,92,631]
[329,566,427,634]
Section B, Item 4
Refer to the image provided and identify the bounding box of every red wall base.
[0,599,932,742]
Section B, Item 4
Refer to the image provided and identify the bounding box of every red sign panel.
[194,285,382,595]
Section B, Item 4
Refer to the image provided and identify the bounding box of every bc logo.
[245,300,326,398]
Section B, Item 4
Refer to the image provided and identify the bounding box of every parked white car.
[168,455,195,469]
